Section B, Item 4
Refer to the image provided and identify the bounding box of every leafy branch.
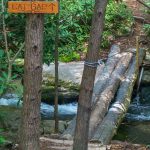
[1,0,24,82]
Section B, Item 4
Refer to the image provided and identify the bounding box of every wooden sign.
[8,1,58,14]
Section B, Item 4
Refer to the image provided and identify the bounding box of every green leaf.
[0,49,4,58]
[0,136,6,145]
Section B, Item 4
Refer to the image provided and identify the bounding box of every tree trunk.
[91,48,145,144]
[62,44,121,139]
[54,0,60,133]
[19,13,44,150]
[7,62,12,82]
[72,0,108,150]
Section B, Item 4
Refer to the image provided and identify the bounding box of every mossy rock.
[0,106,67,143]
[42,75,79,104]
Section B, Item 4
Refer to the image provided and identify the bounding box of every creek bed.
[113,85,150,145]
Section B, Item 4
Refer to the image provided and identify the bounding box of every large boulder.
[42,61,104,104]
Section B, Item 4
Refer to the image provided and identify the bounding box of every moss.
[42,74,80,91]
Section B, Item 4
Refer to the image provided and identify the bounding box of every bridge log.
[88,51,133,138]
[62,45,135,140]
[62,45,121,140]
[91,48,145,144]
[62,45,121,139]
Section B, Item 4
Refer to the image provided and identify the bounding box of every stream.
[0,94,77,120]
[113,85,150,145]
[0,85,150,144]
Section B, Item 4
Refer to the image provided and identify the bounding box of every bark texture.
[19,14,44,150]
[54,0,59,133]
[73,0,108,150]
[91,48,145,144]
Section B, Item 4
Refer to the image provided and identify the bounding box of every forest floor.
[113,0,149,51]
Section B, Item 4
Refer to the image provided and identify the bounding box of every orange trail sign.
[8,1,58,14]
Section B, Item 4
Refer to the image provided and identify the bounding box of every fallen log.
[62,45,121,139]
[39,137,147,150]
[92,44,121,105]
[40,137,106,150]
[91,48,145,144]
[88,52,133,138]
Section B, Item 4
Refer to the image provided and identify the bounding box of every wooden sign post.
[8,1,58,150]
[8,1,58,13]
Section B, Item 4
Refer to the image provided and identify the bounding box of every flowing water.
[0,85,150,144]
[0,94,77,120]
[114,86,150,145]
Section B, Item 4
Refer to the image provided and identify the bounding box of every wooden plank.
[8,1,58,14]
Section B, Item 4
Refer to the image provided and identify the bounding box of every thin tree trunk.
[54,0,60,133]
[2,0,24,83]
[73,0,108,150]
[7,62,12,82]
[19,13,44,150]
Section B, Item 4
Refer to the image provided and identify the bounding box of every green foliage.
[0,71,23,97]
[0,136,5,145]
[0,0,25,57]
[143,0,150,14]
[0,0,133,63]
[0,129,6,145]
[143,24,150,36]
[102,0,133,48]
[44,0,94,63]
[0,49,7,72]
[0,72,9,95]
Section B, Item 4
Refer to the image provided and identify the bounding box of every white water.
[1,93,150,121]
[0,94,77,119]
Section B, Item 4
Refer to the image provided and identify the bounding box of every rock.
[0,106,67,143]
[140,86,150,103]
[41,83,79,104]
[141,70,150,85]
[0,106,20,131]
[43,62,85,84]
[41,120,67,134]
[141,52,150,85]
[43,61,104,85]
[42,61,104,104]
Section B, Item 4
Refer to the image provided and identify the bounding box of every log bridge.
[62,45,146,144]
[42,45,146,149]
